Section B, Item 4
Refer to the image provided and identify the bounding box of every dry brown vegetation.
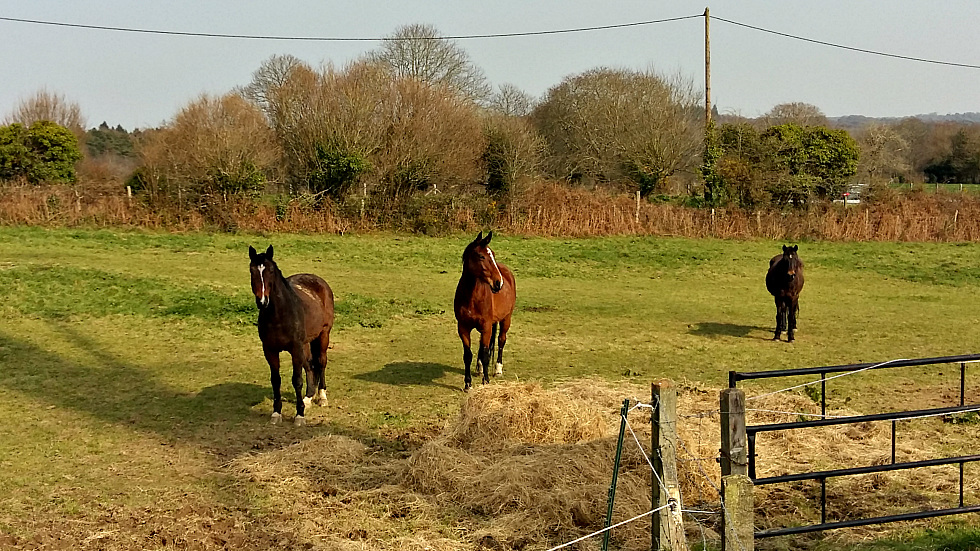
[5,179,980,242]
[219,379,978,551]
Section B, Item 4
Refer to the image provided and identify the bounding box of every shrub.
[137,93,279,204]
[481,114,544,197]
[711,122,859,208]
[0,121,82,184]
[531,68,702,196]
[308,145,372,199]
[268,61,485,202]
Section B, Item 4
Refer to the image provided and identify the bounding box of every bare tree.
[532,68,702,196]
[483,112,545,196]
[761,102,828,127]
[138,93,280,201]
[238,54,306,120]
[856,123,910,183]
[265,60,485,198]
[488,83,535,117]
[5,89,86,135]
[365,23,491,103]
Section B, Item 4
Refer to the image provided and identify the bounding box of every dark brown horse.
[766,244,805,342]
[454,231,516,391]
[249,245,335,425]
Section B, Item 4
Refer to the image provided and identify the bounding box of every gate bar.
[748,403,980,434]
[729,353,980,386]
[753,454,980,485]
[756,505,980,538]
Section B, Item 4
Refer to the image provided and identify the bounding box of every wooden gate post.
[720,389,747,476]
[720,388,753,551]
[652,380,688,551]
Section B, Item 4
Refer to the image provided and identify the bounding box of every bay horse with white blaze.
[766,244,804,342]
[454,231,516,391]
[249,245,335,426]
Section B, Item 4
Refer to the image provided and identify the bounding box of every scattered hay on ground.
[229,379,980,550]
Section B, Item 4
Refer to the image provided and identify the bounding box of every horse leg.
[290,347,308,426]
[495,316,512,377]
[458,324,474,392]
[311,331,329,406]
[304,344,317,401]
[788,295,799,342]
[772,298,784,341]
[478,325,494,385]
[264,346,283,424]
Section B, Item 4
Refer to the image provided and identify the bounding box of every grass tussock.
[4,180,980,241]
[227,380,979,550]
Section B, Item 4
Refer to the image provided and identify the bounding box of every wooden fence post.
[720,389,747,476]
[720,388,753,551]
[652,380,688,551]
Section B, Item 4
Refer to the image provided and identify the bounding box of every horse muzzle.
[255,295,269,308]
[491,280,503,294]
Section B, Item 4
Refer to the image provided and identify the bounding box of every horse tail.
[488,322,498,367]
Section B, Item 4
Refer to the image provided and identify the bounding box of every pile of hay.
[405,380,697,551]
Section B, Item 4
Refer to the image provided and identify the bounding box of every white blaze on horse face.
[486,248,504,289]
[257,264,269,306]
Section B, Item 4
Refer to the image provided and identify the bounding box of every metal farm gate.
[721,353,980,546]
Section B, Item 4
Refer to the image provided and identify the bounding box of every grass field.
[0,226,979,550]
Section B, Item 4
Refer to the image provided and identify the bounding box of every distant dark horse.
[454,232,516,391]
[249,245,335,425]
[766,245,805,342]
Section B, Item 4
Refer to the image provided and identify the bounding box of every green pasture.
[0,226,979,549]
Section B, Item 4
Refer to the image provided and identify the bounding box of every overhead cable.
[714,15,980,69]
[0,14,702,41]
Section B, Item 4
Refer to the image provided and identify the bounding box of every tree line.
[2,24,980,220]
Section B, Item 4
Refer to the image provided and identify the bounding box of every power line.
[0,14,702,42]
[713,15,980,70]
[3,11,978,70]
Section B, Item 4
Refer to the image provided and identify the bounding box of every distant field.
[890,182,980,194]
[0,226,979,550]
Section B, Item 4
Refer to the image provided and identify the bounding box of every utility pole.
[704,7,711,130]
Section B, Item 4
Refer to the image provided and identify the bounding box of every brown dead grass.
[4,180,980,241]
[224,379,979,550]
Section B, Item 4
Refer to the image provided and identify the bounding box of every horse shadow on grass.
[354,361,463,391]
[0,323,306,456]
[688,322,771,340]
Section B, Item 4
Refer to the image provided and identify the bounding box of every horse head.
[781,244,801,281]
[463,231,505,293]
[249,245,279,309]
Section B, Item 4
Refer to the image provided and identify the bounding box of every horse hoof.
[494,363,503,377]
[463,383,471,392]
[270,412,282,425]
[482,377,490,385]
[294,415,306,427]
[303,396,312,409]
[312,389,328,407]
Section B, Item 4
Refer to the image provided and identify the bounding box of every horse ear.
[249,246,257,261]
[484,230,493,245]
[474,231,483,244]
[791,245,799,253]
[782,245,790,254]
[266,245,274,260]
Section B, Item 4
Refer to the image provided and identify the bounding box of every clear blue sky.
[2,1,979,130]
